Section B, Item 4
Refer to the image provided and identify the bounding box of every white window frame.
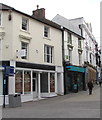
[68,49,72,63]
[79,53,82,65]
[44,26,50,38]
[67,32,72,44]
[44,45,53,63]
[22,17,29,31]
[78,39,82,49]
[21,42,28,59]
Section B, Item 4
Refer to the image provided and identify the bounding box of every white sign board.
[17,49,26,57]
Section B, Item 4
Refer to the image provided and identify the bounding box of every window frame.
[68,49,72,63]
[79,53,82,65]
[44,45,53,63]
[78,39,82,49]
[22,17,29,31]
[44,26,50,38]
[67,32,72,44]
[21,42,28,59]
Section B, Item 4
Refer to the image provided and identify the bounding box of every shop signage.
[3,66,14,76]
[66,66,85,73]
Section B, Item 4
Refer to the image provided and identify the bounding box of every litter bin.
[9,94,21,108]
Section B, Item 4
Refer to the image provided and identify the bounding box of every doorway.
[32,72,38,98]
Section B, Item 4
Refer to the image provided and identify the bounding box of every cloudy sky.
[0,0,101,45]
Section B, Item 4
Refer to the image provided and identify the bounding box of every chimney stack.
[32,5,45,19]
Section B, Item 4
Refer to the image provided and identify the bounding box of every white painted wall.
[70,18,96,67]
[11,11,62,66]
[64,30,84,66]
[1,11,62,67]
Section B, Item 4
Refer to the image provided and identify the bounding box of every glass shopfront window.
[50,73,55,92]
[24,71,31,94]
[15,70,23,94]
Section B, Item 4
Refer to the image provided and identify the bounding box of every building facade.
[52,15,86,94]
[69,17,97,83]
[0,4,64,105]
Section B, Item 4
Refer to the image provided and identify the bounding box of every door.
[32,72,38,98]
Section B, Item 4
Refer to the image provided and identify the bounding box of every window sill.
[20,29,30,34]
[43,37,51,40]
[44,62,54,65]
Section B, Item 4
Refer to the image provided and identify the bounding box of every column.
[48,73,50,94]
[38,72,41,99]
[60,73,64,95]
[31,71,33,94]
[55,72,57,93]
[9,60,15,94]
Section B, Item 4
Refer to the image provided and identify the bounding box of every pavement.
[2,84,101,118]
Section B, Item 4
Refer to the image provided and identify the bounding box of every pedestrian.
[99,81,102,87]
[87,81,93,95]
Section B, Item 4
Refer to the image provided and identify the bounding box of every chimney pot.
[37,5,39,9]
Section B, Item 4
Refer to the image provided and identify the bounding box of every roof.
[52,14,84,39]
[0,3,62,30]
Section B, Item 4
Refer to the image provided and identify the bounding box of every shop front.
[0,61,64,105]
[64,65,86,94]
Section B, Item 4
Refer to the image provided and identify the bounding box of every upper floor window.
[78,39,82,49]
[68,49,72,63]
[22,17,29,31]
[67,32,72,44]
[90,53,92,64]
[21,42,28,59]
[79,53,82,65]
[86,51,88,61]
[44,26,50,38]
[44,45,53,63]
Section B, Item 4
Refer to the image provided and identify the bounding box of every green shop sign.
[66,66,85,73]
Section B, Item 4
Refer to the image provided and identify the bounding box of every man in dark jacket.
[87,81,93,95]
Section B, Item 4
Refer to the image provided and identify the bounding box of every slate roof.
[0,3,62,30]
[52,14,84,38]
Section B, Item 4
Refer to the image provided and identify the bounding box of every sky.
[0,0,101,46]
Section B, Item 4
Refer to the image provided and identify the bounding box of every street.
[2,85,100,118]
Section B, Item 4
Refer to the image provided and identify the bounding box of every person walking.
[99,81,102,87]
[87,81,93,95]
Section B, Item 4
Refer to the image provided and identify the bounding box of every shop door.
[32,72,38,98]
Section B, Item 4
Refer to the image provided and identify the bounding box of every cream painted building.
[69,17,97,82]
[0,3,64,105]
[52,15,86,94]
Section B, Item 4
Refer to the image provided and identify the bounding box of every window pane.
[68,33,72,44]
[44,45,53,63]
[47,46,49,54]
[15,70,23,94]
[22,18,28,31]
[21,42,28,59]
[24,71,31,94]
[50,73,55,92]
[47,55,49,62]
[44,26,49,37]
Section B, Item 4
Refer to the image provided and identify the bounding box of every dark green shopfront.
[64,65,86,94]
